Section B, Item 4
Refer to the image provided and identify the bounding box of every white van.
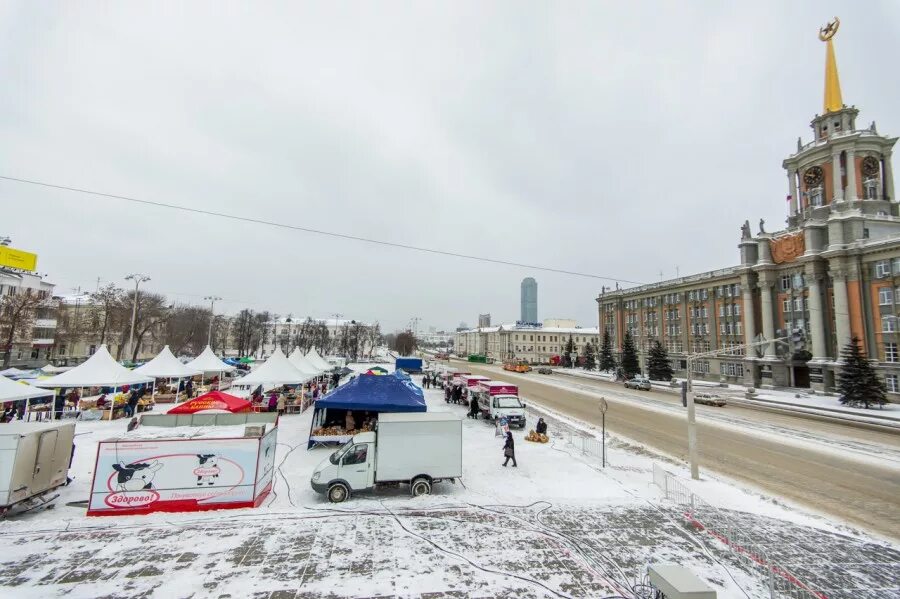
[311,412,462,502]
[473,381,526,428]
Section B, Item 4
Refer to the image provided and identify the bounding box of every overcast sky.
[2,2,899,333]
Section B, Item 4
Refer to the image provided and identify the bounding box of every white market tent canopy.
[186,345,236,374]
[288,348,324,377]
[40,364,72,374]
[134,346,203,379]
[0,367,31,378]
[0,374,53,404]
[306,349,332,372]
[233,348,312,387]
[34,345,153,388]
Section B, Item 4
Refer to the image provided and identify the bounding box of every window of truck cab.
[494,396,522,409]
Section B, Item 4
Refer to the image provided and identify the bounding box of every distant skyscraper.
[520,278,537,323]
[478,314,491,327]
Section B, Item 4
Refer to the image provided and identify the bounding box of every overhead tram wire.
[0,175,643,286]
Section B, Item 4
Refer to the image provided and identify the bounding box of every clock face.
[804,166,824,187]
[862,156,880,177]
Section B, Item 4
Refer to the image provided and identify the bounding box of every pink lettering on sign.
[104,490,160,508]
[193,467,221,477]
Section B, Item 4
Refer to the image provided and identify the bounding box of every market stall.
[185,346,236,391]
[86,411,278,516]
[34,345,153,420]
[305,349,333,373]
[231,349,313,409]
[134,346,203,405]
[168,391,252,414]
[307,372,426,449]
[0,374,54,421]
[288,348,324,378]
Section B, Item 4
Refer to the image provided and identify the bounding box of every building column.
[832,151,844,202]
[832,270,852,352]
[846,149,858,201]
[788,170,798,214]
[742,283,756,348]
[759,280,777,359]
[885,151,895,202]
[805,271,828,360]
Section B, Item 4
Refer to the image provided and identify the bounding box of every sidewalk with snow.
[0,363,896,598]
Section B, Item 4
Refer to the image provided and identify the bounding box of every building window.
[734,304,741,316]
[876,260,891,278]
[783,299,791,313]
[864,179,878,200]
[780,275,791,291]
[809,187,823,206]
[793,297,804,311]
[884,316,897,333]
[58,344,66,356]
[886,374,899,393]
[886,343,899,363]
[879,288,894,305]
[893,258,900,275]
[735,322,742,335]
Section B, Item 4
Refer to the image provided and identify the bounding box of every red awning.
[167,391,252,414]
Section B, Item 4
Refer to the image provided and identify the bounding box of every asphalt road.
[454,361,900,540]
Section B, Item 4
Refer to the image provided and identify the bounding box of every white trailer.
[311,412,462,502]
[0,421,75,514]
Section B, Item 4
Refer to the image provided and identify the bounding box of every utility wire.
[0,174,642,286]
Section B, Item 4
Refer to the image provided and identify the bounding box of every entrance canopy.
[316,373,425,413]
[167,391,251,414]
[34,345,153,388]
[134,346,203,379]
[233,348,312,387]
[186,346,236,374]
[0,375,53,404]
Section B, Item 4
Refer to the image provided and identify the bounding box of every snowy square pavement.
[0,367,897,598]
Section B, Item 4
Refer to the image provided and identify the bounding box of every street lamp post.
[204,296,222,348]
[598,397,608,468]
[332,313,343,354]
[125,274,150,360]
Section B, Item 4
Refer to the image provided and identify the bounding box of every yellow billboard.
[0,246,38,271]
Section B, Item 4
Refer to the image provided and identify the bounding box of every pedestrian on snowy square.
[422,375,428,389]
[267,392,278,412]
[445,385,451,403]
[468,395,479,419]
[535,418,547,435]
[502,432,517,467]
[185,379,194,399]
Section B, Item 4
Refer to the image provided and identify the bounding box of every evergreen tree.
[582,341,597,370]
[599,330,617,372]
[562,336,576,367]
[621,331,640,378]
[837,336,887,409]
[647,340,673,381]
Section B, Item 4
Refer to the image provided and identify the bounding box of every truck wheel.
[410,477,431,497]
[328,482,350,503]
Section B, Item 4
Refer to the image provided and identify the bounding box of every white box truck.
[473,381,526,428]
[311,412,462,503]
[0,421,75,515]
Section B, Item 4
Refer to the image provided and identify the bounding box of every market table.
[308,434,352,449]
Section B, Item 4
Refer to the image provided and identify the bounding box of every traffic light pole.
[684,335,789,480]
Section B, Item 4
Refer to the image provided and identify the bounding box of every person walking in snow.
[502,432,517,467]
[468,395,480,419]
[422,375,428,389]
[445,385,451,403]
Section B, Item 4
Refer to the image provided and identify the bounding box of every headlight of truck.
[312,471,320,482]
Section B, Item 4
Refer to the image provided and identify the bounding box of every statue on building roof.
[759,218,766,234]
[741,220,752,240]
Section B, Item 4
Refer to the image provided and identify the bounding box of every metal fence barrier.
[652,464,827,599]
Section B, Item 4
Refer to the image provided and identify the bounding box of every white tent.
[186,345,236,374]
[306,349,333,372]
[233,348,312,388]
[34,345,153,388]
[0,367,31,378]
[134,346,203,379]
[0,375,53,404]
[288,348,324,377]
[40,364,72,374]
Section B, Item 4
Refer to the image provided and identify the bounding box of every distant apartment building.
[455,322,598,364]
[0,268,57,367]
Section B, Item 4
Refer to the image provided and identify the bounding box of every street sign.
[598,397,608,413]
[0,246,37,271]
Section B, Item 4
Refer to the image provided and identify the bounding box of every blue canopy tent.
[394,369,411,381]
[307,374,426,449]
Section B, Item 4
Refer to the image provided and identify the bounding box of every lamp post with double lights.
[125,274,150,360]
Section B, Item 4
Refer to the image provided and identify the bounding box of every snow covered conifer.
[599,330,617,372]
[837,336,887,409]
[582,341,596,370]
[621,331,640,378]
[647,340,673,381]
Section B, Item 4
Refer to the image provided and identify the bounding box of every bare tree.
[0,289,45,367]
[89,283,123,346]
[165,304,211,356]
[393,332,417,356]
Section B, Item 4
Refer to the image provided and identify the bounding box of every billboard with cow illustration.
[87,427,277,516]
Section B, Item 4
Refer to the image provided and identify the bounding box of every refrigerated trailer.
[0,421,75,514]
[311,412,462,502]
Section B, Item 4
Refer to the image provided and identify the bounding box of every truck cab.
[311,432,376,502]
[473,381,526,428]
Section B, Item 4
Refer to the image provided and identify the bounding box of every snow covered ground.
[0,363,896,598]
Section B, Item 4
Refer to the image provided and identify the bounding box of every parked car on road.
[624,377,651,391]
[537,367,552,375]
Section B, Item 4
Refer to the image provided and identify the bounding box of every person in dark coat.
[468,395,479,419]
[535,418,547,435]
[502,432,517,467]
[444,385,451,402]
[452,385,462,405]
[125,389,140,418]
[422,375,428,389]
[185,379,194,399]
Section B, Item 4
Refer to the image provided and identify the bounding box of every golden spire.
[819,17,843,113]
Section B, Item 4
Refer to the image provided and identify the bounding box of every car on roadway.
[624,377,652,391]
[537,367,553,375]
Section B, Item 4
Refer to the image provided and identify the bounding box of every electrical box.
[648,564,717,599]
